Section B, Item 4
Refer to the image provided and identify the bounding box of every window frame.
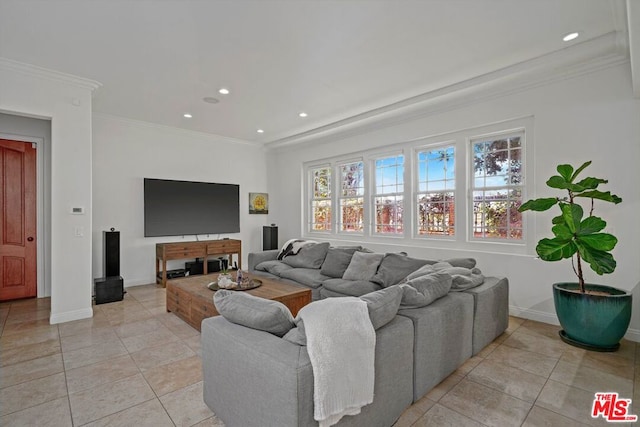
[371,152,405,236]
[337,159,365,234]
[308,164,332,233]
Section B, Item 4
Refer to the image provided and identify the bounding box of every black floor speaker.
[104,230,120,277]
[94,276,124,304]
[263,225,278,250]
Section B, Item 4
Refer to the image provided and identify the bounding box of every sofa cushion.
[342,252,384,281]
[320,247,360,278]
[371,253,430,287]
[278,268,330,289]
[360,286,403,329]
[282,319,307,346]
[254,260,293,276]
[213,289,295,337]
[404,264,435,281]
[281,242,330,269]
[322,278,382,297]
[432,262,485,290]
[399,272,452,308]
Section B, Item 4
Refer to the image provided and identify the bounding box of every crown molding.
[265,31,630,151]
[0,57,102,91]
[93,112,261,148]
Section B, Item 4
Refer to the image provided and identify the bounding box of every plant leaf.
[577,245,617,275]
[575,190,622,204]
[575,177,607,190]
[551,214,565,225]
[518,197,557,212]
[547,176,585,192]
[569,161,591,182]
[560,203,583,234]
[577,216,606,235]
[557,164,574,182]
[536,237,577,261]
[577,233,618,251]
[551,223,573,240]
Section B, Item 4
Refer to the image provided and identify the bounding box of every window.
[310,166,331,231]
[471,132,523,240]
[416,146,455,236]
[338,161,364,232]
[373,155,404,234]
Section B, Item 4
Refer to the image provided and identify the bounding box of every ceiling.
[0,0,635,145]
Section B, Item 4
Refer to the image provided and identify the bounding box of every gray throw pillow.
[254,260,293,276]
[342,252,384,281]
[281,242,330,269]
[371,253,429,287]
[444,258,477,269]
[399,272,452,308]
[360,286,403,329]
[320,247,359,278]
[213,290,295,337]
[404,264,435,281]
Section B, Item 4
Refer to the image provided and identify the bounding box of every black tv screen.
[144,178,240,237]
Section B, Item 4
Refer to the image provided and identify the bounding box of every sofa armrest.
[248,249,279,271]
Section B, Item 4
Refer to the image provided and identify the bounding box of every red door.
[0,139,37,301]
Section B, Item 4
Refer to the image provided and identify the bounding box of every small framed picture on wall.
[249,192,268,214]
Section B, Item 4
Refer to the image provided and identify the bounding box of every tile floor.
[0,284,637,427]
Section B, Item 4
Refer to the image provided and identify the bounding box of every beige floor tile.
[60,326,120,352]
[5,308,50,325]
[0,372,68,416]
[550,360,633,396]
[81,398,173,427]
[0,326,59,350]
[454,355,483,375]
[65,354,140,394]
[57,314,112,338]
[2,318,57,336]
[62,339,128,370]
[68,373,155,426]
[165,319,200,339]
[413,403,484,427]
[560,346,636,379]
[0,337,61,367]
[486,344,559,378]
[0,396,71,427]
[114,317,163,339]
[143,355,203,396]
[393,397,436,427]
[425,373,464,402]
[130,340,195,371]
[439,379,532,426]
[121,326,180,353]
[475,341,499,358]
[160,381,215,427]
[0,353,64,389]
[518,319,562,340]
[502,330,567,358]
[191,416,226,427]
[182,334,203,356]
[522,405,589,427]
[536,379,615,426]
[106,309,155,326]
[466,359,547,402]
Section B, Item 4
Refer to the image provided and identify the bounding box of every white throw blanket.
[298,297,376,427]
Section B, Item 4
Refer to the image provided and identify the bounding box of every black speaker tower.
[95,228,124,304]
[263,224,278,251]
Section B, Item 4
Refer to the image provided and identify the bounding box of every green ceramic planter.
[553,282,632,352]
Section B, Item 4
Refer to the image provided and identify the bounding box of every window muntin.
[471,134,523,240]
[338,161,364,232]
[373,155,404,234]
[310,166,331,231]
[416,146,455,236]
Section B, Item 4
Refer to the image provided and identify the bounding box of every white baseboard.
[50,307,93,324]
[509,305,639,343]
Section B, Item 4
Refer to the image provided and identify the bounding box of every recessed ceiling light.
[218,88,230,95]
[257,129,264,133]
[203,97,219,104]
[183,113,192,118]
[563,32,579,42]
[298,112,308,118]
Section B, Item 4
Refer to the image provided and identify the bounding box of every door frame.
[0,133,46,298]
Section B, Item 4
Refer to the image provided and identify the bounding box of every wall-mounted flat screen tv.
[144,178,240,237]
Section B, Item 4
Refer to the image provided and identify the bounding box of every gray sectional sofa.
[201,243,509,427]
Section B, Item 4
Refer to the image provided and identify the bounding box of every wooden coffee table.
[166,273,312,331]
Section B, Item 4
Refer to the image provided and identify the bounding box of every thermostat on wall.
[71,207,85,215]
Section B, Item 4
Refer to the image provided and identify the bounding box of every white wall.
[92,115,269,286]
[0,59,99,323]
[266,63,640,341]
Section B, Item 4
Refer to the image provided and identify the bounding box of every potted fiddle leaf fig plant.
[518,161,631,351]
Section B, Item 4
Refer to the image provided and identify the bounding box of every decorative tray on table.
[207,279,262,291]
